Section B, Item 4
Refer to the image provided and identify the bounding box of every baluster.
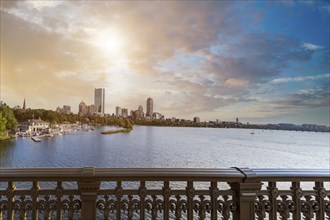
[314,182,326,220]
[43,195,51,220]
[115,181,122,220]
[139,181,146,220]
[267,181,278,220]
[255,195,265,220]
[0,195,2,220]
[291,182,303,220]
[277,195,293,220]
[198,195,206,219]
[104,195,111,220]
[325,195,330,218]
[18,195,26,220]
[186,181,194,219]
[6,181,15,220]
[162,181,170,220]
[31,181,39,220]
[175,195,183,220]
[302,195,315,220]
[151,195,159,219]
[55,181,63,220]
[210,181,218,220]
[127,195,133,220]
[224,195,236,220]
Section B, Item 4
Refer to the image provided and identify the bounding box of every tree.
[124,119,133,129]
[0,104,18,131]
[0,113,7,133]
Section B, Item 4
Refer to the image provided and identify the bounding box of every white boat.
[250,130,255,135]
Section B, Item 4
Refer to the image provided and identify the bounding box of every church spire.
[23,98,26,110]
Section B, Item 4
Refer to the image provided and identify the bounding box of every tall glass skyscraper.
[94,88,105,113]
[146,98,153,117]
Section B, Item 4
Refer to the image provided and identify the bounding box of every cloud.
[24,1,63,11]
[270,83,330,109]
[224,78,249,87]
[272,73,330,84]
[1,1,328,122]
[320,4,330,13]
[303,43,322,50]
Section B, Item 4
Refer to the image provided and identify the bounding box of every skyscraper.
[79,100,87,116]
[116,106,122,117]
[138,105,144,118]
[146,98,153,117]
[94,88,105,114]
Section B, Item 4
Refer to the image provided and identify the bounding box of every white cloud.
[303,43,322,50]
[320,5,330,13]
[24,1,62,11]
[272,73,330,84]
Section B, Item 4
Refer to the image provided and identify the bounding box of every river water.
[1,126,329,168]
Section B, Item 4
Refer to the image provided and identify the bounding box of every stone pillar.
[230,167,262,220]
[78,167,100,220]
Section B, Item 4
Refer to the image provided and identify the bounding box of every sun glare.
[91,29,125,55]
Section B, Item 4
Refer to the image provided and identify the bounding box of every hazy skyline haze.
[1,1,329,125]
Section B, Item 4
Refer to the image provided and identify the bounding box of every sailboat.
[250,130,255,135]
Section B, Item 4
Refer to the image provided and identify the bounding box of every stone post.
[78,167,100,220]
[230,167,262,220]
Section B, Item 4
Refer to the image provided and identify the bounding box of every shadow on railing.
[0,167,329,220]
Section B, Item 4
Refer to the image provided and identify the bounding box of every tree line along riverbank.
[0,102,328,141]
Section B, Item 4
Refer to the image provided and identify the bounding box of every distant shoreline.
[101,128,132,135]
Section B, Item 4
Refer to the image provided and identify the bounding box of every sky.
[1,1,329,125]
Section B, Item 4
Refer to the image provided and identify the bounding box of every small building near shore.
[19,118,50,132]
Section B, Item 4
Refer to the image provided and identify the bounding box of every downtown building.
[116,106,122,117]
[146,98,153,118]
[78,101,95,116]
[94,88,105,114]
[56,105,71,114]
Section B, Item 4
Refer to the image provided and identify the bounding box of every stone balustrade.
[0,167,329,220]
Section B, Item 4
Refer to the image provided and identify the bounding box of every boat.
[250,130,255,135]
[31,137,41,142]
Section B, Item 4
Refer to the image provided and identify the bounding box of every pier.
[31,136,41,142]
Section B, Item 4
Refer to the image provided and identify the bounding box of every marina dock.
[31,137,41,142]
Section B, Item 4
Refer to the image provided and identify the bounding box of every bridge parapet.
[0,167,329,219]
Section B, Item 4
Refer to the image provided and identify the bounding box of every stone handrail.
[0,167,329,219]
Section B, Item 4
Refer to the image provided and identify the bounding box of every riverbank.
[0,134,15,141]
[101,128,132,135]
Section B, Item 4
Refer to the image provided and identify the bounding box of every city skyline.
[1,1,329,125]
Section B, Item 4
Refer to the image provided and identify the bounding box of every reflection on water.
[0,126,329,168]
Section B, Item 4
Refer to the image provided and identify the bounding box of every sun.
[90,28,125,55]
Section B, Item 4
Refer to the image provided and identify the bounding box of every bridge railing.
[0,167,329,220]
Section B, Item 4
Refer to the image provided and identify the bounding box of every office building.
[79,101,87,116]
[94,88,105,114]
[63,105,71,114]
[152,112,164,120]
[116,106,122,117]
[138,105,144,118]
[56,105,71,114]
[193,117,200,123]
[122,108,128,118]
[87,105,95,115]
[146,98,153,117]
[132,110,141,120]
